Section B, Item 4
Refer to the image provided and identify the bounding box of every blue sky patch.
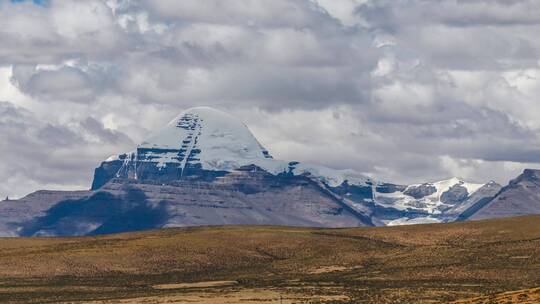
[11,0,45,5]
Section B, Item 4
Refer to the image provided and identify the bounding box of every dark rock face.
[91,157,125,190]
[403,184,437,199]
[330,181,374,203]
[440,184,469,205]
[375,183,407,194]
[516,169,540,184]
[92,150,232,191]
[461,170,540,221]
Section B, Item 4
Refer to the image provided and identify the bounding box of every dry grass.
[450,287,540,304]
[152,280,238,289]
[0,215,539,303]
[73,288,350,304]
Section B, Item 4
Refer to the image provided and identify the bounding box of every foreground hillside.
[1,216,540,303]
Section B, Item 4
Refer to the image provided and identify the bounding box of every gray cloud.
[0,0,129,64]
[357,0,540,28]
[1,0,540,197]
[0,101,134,198]
[357,0,540,70]
[138,0,335,28]
[11,65,109,102]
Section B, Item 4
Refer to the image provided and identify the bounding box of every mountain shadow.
[20,189,171,237]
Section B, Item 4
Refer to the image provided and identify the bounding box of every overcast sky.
[2,0,540,198]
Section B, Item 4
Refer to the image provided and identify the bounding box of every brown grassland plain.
[0,215,539,303]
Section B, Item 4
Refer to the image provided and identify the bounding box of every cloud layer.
[1,0,540,197]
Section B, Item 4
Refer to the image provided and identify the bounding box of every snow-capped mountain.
[93,107,373,190]
[88,107,505,229]
[95,107,499,225]
[371,178,501,225]
[0,107,505,236]
[375,177,484,214]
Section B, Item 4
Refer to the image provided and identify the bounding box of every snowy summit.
[102,106,374,188]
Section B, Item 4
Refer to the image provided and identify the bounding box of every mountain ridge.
[459,169,540,221]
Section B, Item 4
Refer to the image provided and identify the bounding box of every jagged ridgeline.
[2,107,537,237]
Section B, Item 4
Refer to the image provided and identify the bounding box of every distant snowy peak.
[374,177,485,217]
[406,177,484,202]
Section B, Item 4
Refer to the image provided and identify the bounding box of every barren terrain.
[1,216,540,303]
